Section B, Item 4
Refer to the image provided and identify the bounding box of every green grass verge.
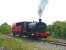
[0,34,40,50]
[0,33,65,50]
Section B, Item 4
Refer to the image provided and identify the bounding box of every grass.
[0,33,51,50]
[46,35,66,43]
[0,33,65,50]
[46,36,58,42]
[0,33,39,50]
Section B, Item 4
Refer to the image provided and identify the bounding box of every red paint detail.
[35,32,49,38]
[12,25,22,32]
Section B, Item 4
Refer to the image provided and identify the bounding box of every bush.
[0,23,11,34]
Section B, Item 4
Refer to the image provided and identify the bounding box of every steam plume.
[38,0,48,17]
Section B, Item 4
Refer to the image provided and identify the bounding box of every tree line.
[47,21,66,39]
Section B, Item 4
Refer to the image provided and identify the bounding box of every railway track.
[48,41,66,46]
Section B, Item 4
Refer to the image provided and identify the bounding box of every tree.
[0,23,11,34]
[47,21,66,39]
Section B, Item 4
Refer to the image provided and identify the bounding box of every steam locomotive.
[12,19,49,38]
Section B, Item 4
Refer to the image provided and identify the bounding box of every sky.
[0,0,66,25]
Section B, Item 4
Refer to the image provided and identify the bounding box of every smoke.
[38,0,48,17]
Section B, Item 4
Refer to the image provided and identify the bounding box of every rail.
[48,41,66,46]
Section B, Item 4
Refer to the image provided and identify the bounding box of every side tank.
[28,22,37,32]
[36,22,47,32]
[28,21,47,32]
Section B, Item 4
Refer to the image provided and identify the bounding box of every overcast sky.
[0,0,66,25]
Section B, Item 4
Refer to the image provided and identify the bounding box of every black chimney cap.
[39,19,42,22]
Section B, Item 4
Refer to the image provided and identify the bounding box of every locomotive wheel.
[19,33,22,37]
[13,32,16,37]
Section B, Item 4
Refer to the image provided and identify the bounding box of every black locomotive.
[12,19,49,38]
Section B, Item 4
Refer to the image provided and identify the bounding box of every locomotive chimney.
[39,18,42,22]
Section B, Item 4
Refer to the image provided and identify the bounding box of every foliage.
[0,34,43,50]
[0,23,11,34]
[47,21,66,39]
